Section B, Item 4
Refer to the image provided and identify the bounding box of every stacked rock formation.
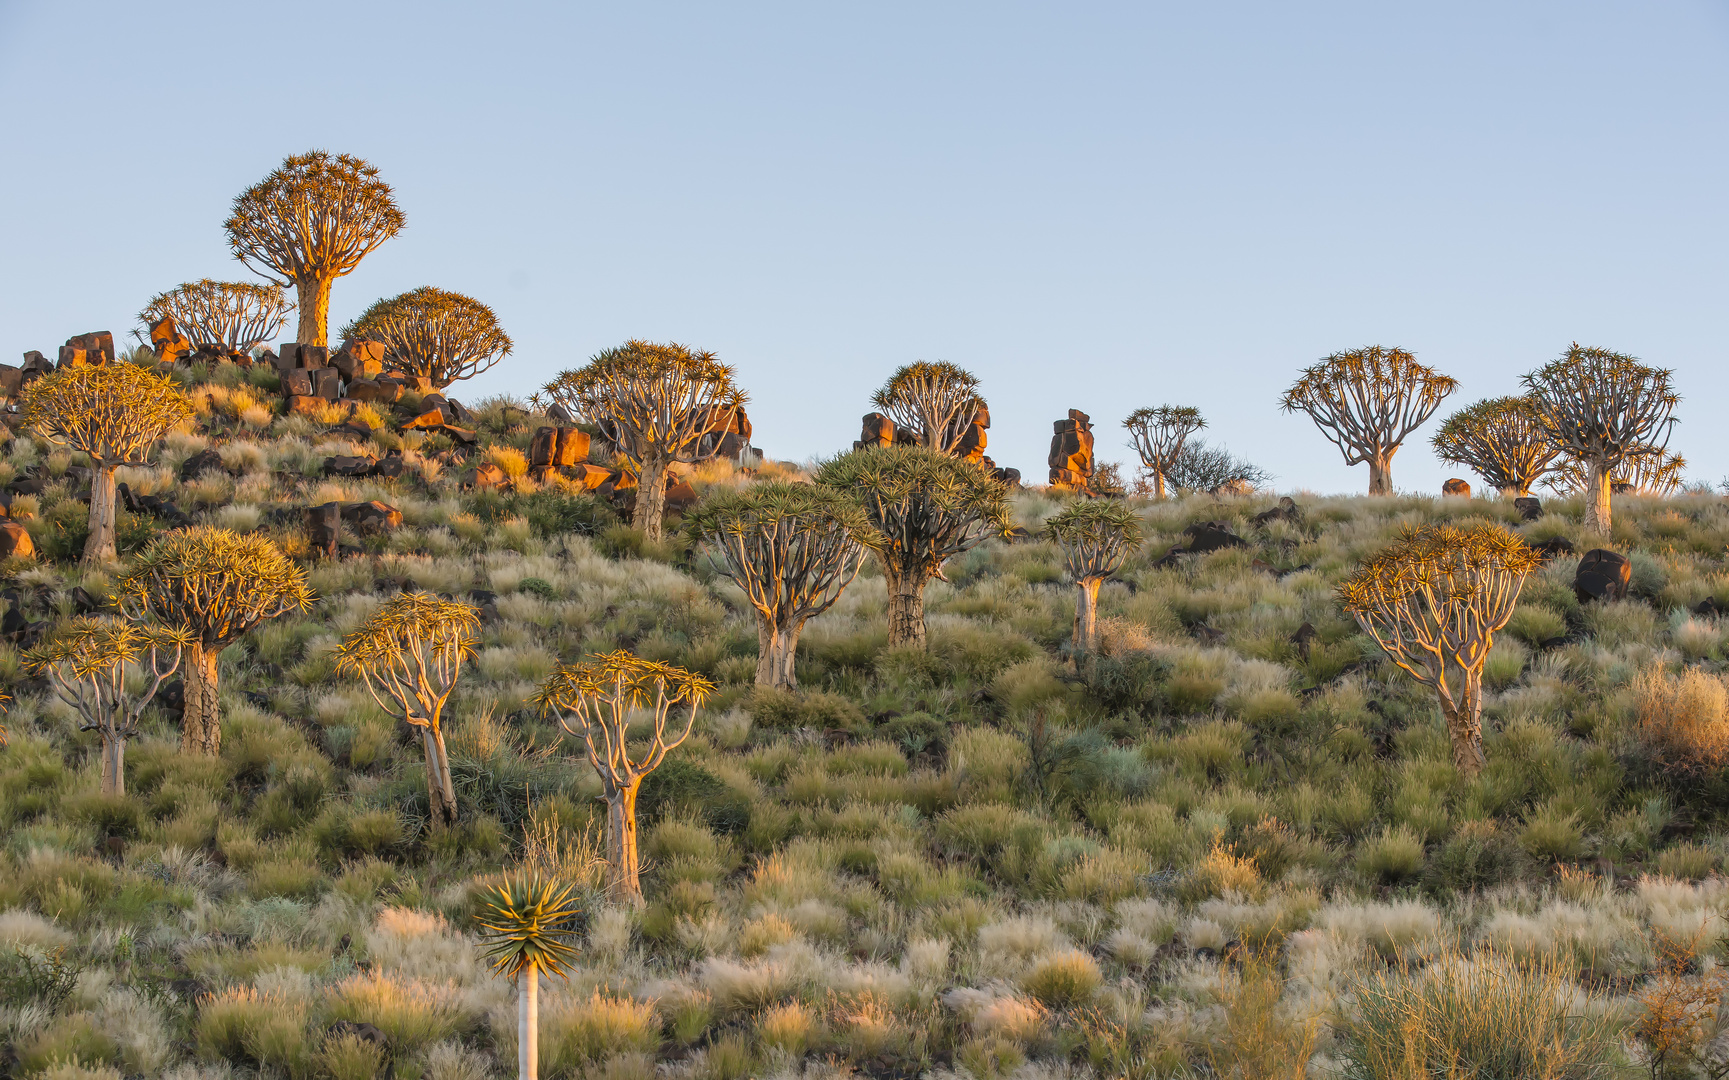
[148,317,194,364]
[851,410,1017,485]
[0,332,115,398]
[1048,410,1097,493]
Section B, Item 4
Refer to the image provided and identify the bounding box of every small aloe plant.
[474,872,584,1080]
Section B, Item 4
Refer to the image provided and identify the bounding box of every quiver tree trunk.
[295,274,334,347]
[1073,577,1102,655]
[756,621,802,688]
[518,963,540,1080]
[1368,452,1393,496]
[1439,668,1486,777]
[181,642,222,756]
[100,732,126,797]
[1152,472,1167,500]
[634,456,669,541]
[606,779,644,904]
[423,726,459,827]
[84,467,118,564]
[885,568,928,649]
[1583,459,1613,533]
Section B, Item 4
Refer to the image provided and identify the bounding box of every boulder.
[1442,478,1472,498]
[323,456,375,478]
[442,426,479,447]
[1183,520,1248,553]
[664,477,700,514]
[0,365,22,398]
[461,461,509,491]
[281,370,314,398]
[530,426,591,468]
[1573,548,1631,603]
[56,346,90,368]
[992,466,1021,487]
[285,396,324,416]
[0,521,33,560]
[1252,497,1301,526]
[371,453,408,480]
[548,402,577,425]
[297,344,329,369]
[1514,497,1543,522]
[343,500,402,533]
[1692,597,1722,618]
[309,367,342,402]
[346,379,391,403]
[149,316,193,364]
[330,421,372,443]
[401,406,446,431]
[560,463,618,492]
[306,503,342,558]
[1531,536,1575,564]
[20,351,53,376]
[333,339,387,382]
[856,413,895,450]
[275,344,301,372]
[1048,409,1096,491]
[179,448,226,482]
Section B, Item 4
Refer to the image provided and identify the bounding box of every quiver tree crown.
[138,280,293,355]
[224,150,405,346]
[869,361,986,453]
[1280,346,1458,495]
[1430,396,1561,497]
[340,286,512,389]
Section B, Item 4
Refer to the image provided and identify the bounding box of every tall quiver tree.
[138,280,293,356]
[1280,347,1458,495]
[1045,501,1143,654]
[27,617,189,796]
[20,363,193,563]
[120,528,314,756]
[341,286,512,390]
[334,592,479,827]
[225,151,405,347]
[533,652,713,904]
[1430,396,1561,497]
[1122,406,1205,499]
[686,483,882,688]
[1522,344,1679,533]
[814,446,1011,649]
[1337,524,1540,777]
[541,341,746,541]
[870,361,985,452]
[475,872,582,1080]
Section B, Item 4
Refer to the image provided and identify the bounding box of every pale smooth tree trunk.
[1152,470,1167,500]
[634,455,669,541]
[1583,458,1613,533]
[181,642,222,756]
[100,732,126,797]
[84,466,118,564]
[1367,452,1394,496]
[606,779,644,905]
[518,963,539,1080]
[423,726,459,827]
[885,567,928,649]
[1072,577,1102,655]
[295,274,334,347]
[756,619,802,688]
[1439,668,1485,778]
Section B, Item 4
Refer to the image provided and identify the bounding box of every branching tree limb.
[541,341,746,541]
[1430,396,1561,497]
[533,652,714,904]
[1337,524,1540,777]
[1280,346,1458,495]
[224,150,405,347]
[686,483,882,688]
[138,280,293,356]
[334,592,480,828]
[1521,344,1680,532]
[1044,500,1143,654]
[870,362,985,453]
[341,286,512,390]
[1123,406,1205,500]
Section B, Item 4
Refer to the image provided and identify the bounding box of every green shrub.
[1357,825,1426,884]
[1021,949,1102,1007]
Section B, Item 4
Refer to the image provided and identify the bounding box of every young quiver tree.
[341,286,512,390]
[138,280,293,356]
[1045,501,1143,654]
[224,150,405,346]
[814,446,1011,648]
[1123,406,1205,500]
[1337,524,1541,776]
[686,483,881,687]
[533,652,714,903]
[1522,344,1680,532]
[475,872,583,1080]
[26,617,189,796]
[870,361,986,452]
[120,528,314,756]
[334,592,479,827]
[1430,396,1561,497]
[1280,347,1458,495]
[20,362,194,563]
[541,341,746,541]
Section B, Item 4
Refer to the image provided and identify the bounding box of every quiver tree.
[1123,406,1205,499]
[870,361,985,452]
[814,446,1011,648]
[1337,524,1541,776]
[541,341,746,541]
[224,150,405,347]
[1430,396,1561,497]
[1280,346,1458,495]
[1545,450,1687,498]
[20,363,193,563]
[1522,344,1680,532]
[1045,501,1143,654]
[475,872,583,1080]
[686,483,883,688]
[340,286,512,390]
[334,592,479,827]
[26,617,189,796]
[120,528,314,756]
[138,280,293,356]
[533,652,713,904]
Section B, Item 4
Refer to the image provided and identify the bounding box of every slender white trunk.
[1368,452,1393,496]
[84,466,118,564]
[181,643,222,756]
[518,964,539,1080]
[1073,577,1101,655]
[755,620,802,687]
[101,732,125,797]
[885,567,928,649]
[634,456,669,540]
[1583,459,1612,533]
[607,780,644,904]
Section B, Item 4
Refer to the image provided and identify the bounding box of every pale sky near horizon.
[2,2,1725,495]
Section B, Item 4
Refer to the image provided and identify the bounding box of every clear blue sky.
[2,2,1724,495]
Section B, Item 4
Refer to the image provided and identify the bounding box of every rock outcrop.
[1048,410,1096,493]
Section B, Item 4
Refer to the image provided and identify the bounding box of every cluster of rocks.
[0,331,116,397]
[146,317,253,367]
[1152,519,1249,568]
[1048,410,1096,494]
[305,500,405,559]
[852,411,1020,485]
